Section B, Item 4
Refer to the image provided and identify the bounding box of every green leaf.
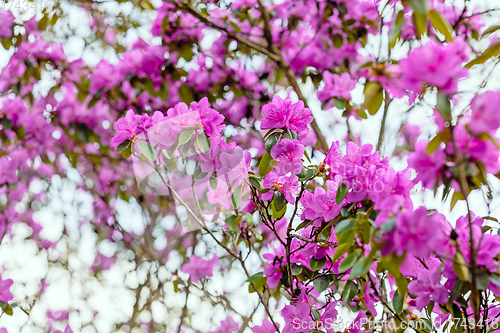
[179,85,194,104]
[429,10,453,41]
[179,127,194,145]
[226,215,242,232]
[336,182,348,205]
[393,291,404,314]
[248,177,262,190]
[245,272,264,283]
[342,280,359,304]
[362,81,384,115]
[298,169,316,182]
[453,253,469,281]
[195,133,210,154]
[121,144,132,159]
[272,191,287,212]
[413,12,428,37]
[339,252,357,272]
[231,184,243,209]
[136,142,156,161]
[210,173,218,189]
[395,275,408,297]
[408,0,429,14]
[291,264,302,276]
[248,276,267,293]
[335,219,355,234]
[272,199,287,220]
[310,257,327,271]
[481,25,500,39]
[264,133,280,154]
[465,43,500,68]
[313,275,330,293]
[449,278,464,302]
[88,95,100,108]
[333,34,344,48]
[426,130,447,154]
[437,90,452,122]
[349,257,372,278]
[2,118,12,130]
[450,191,463,211]
[389,11,404,48]
[258,152,277,177]
[116,140,131,153]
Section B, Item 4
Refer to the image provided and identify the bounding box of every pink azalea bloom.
[111,110,141,148]
[400,41,468,98]
[348,310,367,333]
[455,214,500,272]
[317,72,356,105]
[181,255,218,283]
[261,172,299,204]
[54,325,73,333]
[0,157,19,184]
[407,140,446,189]
[0,274,13,303]
[469,91,500,135]
[391,207,448,258]
[252,318,279,333]
[270,139,305,175]
[209,316,240,333]
[260,96,313,132]
[319,303,338,333]
[91,253,115,272]
[281,302,310,333]
[408,263,449,311]
[0,10,14,38]
[263,246,285,288]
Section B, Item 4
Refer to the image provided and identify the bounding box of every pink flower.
[181,255,218,283]
[400,41,468,98]
[407,140,446,189]
[91,253,115,272]
[0,157,19,184]
[270,139,305,175]
[469,91,500,135]
[0,274,13,303]
[209,316,240,333]
[263,247,285,288]
[0,10,14,38]
[281,302,310,333]
[54,325,73,333]
[261,172,299,204]
[408,262,449,311]
[252,318,279,333]
[260,96,313,132]
[111,110,141,148]
[391,207,448,258]
[317,72,356,105]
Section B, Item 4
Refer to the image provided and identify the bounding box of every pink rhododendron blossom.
[0,10,14,38]
[390,207,448,258]
[407,140,446,189]
[260,96,313,132]
[408,260,449,310]
[317,72,356,106]
[209,316,240,333]
[400,41,468,99]
[469,91,500,135]
[261,171,299,204]
[0,274,13,303]
[252,318,279,333]
[281,302,310,333]
[270,139,305,175]
[181,255,218,283]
